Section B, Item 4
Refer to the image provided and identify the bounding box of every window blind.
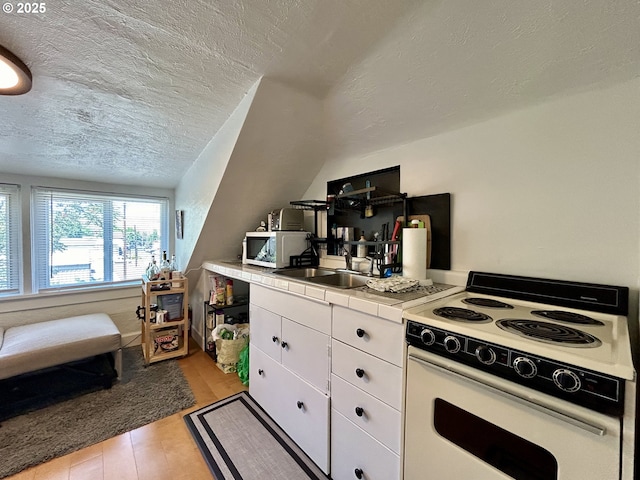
[32,187,168,291]
[0,184,21,295]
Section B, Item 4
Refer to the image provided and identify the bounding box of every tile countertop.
[202,260,466,324]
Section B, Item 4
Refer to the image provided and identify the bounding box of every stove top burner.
[433,307,492,323]
[462,297,514,309]
[531,310,604,326]
[496,319,602,348]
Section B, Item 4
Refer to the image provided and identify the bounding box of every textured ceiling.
[0,0,638,187]
[0,0,421,187]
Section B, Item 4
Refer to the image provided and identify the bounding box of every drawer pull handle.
[272,336,279,343]
[356,328,366,338]
[355,368,365,378]
[355,406,364,417]
[297,401,304,410]
[354,468,364,479]
[281,341,288,349]
[258,369,264,375]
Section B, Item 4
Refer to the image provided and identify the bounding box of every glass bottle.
[147,255,160,280]
[160,251,171,280]
[169,254,178,272]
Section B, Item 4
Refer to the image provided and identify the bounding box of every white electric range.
[403,271,636,480]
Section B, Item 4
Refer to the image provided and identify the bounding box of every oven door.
[404,347,622,480]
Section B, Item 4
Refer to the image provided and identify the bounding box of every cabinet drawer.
[281,317,330,394]
[250,305,282,362]
[277,366,330,474]
[332,306,404,366]
[251,284,331,334]
[331,410,400,480]
[331,374,401,454]
[331,340,403,410]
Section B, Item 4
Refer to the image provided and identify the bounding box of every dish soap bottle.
[356,233,367,258]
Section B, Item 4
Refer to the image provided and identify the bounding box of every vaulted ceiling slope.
[0,0,421,187]
[0,1,638,188]
[326,0,640,159]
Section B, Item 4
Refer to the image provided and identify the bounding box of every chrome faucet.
[365,255,375,276]
[343,246,353,271]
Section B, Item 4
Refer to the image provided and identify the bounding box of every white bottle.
[356,233,367,258]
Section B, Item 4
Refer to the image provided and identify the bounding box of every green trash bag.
[237,343,249,386]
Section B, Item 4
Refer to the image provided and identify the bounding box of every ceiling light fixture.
[0,45,32,95]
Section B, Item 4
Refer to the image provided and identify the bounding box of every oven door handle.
[408,353,607,437]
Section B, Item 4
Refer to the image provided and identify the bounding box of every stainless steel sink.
[306,272,369,289]
[272,267,337,278]
[272,267,369,289]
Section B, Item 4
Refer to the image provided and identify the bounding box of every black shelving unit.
[203,298,249,360]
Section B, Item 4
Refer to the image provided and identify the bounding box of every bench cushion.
[0,314,121,380]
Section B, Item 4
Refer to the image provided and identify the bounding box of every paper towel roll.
[402,228,427,279]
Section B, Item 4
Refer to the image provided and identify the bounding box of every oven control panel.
[406,320,624,416]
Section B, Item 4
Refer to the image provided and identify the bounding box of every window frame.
[31,187,169,293]
[0,183,22,296]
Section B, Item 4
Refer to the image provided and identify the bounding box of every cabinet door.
[331,410,400,480]
[331,339,403,410]
[249,304,282,362]
[277,366,330,474]
[281,317,330,394]
[249,344,285,426]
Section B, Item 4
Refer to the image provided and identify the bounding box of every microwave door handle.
[408,354,607,437]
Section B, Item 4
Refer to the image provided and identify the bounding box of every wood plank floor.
[6,340,246,480]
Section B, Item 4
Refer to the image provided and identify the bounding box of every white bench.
[0,313,122,381]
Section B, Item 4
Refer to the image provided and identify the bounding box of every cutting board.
[408,214,432,268]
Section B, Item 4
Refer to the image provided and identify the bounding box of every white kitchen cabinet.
[331,410,400,480]
[281,317,330,392]
[249,284,331,474]
[331,308,404,479]
[331,374,401,454]
[249,344,286,423]
[276,360,330,471]
[251,283,331,334]
[332,305,404,366]
[332,339,403,410]
[249,304,282,361]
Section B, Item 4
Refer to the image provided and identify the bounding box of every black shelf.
[204,299,249,312]
[203,298,249,360]
[289,200,329,210]
[343,240,400,246]
[335,186,406,208]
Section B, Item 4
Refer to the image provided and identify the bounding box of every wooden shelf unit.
[140,276,189,365]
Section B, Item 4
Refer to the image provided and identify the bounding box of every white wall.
[174,80,259,275]
[175,78,325,344]
[306,78,640,341]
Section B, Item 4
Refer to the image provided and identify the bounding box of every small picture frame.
[176,210,184,239]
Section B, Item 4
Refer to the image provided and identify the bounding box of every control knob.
[443,335,461,354]
[475,345,496,365]
[513,357,537,378]
[420,328,436,346]
[553,369,581,392]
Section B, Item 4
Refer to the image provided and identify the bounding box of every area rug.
[185,391,329,480]
[0,346,196,479]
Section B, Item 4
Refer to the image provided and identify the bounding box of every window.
[32,188,168,291]
[0,184,22,295]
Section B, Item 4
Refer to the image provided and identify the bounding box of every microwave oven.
[242,231,309,268]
